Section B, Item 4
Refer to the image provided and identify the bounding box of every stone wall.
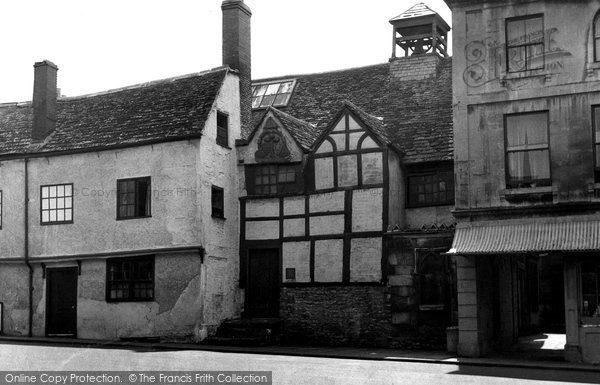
[280,286,391,347]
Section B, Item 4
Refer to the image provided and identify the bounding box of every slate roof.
[250,57,453,164]
[0,67,228,156]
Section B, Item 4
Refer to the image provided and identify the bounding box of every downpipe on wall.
[24,158,33,337]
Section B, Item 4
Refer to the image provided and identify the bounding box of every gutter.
[24,158,33,337]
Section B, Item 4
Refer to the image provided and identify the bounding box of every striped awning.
[448,220,600,255]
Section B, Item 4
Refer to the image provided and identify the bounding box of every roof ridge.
[58,66,230,101]
[341,100,385,123]
[253,62,389,83]
[269,107,315,128]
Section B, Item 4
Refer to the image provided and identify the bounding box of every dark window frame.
[40,183,74,225]
[106,256,155,302]
[406,167,455,208]
[252,164,298,196]
[594,11,600,62]
[504,111,552,189]
[116,177,151,220]
[216,111,229,148]
[592,105,600,183]
[211,185,225,219]
[505,14,545,73]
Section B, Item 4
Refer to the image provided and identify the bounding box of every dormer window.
[251,80,295,109]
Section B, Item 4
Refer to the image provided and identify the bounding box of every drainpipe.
[24,158,33,337]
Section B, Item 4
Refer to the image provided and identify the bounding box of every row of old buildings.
[0,0,599,364]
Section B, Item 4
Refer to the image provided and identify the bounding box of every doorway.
[246,249,280,318]
[46,267,78,336]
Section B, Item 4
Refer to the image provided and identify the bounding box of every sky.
[0,0,452,103]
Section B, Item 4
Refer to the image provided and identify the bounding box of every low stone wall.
[280,286,392,347]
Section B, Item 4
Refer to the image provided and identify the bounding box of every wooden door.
[246,249,280,318]
[46,267,78,336]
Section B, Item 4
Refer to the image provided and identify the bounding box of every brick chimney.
[222,0,251,136]
[32,60,58,141]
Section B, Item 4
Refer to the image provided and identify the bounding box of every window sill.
[502,69,550,82]
[419,304,445,311]
[217,144,232,150]
[501,186,555,203]
[212,215,226,220]
[41,220,74,226]
[106,298,154,303]
[116,216,152,221]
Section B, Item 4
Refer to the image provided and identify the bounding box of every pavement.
[0,334,598,373]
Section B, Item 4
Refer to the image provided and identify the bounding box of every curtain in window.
[506,113,550,184]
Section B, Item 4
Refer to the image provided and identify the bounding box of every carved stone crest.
[255,119,291,162]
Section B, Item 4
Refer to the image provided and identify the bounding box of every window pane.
[278,82,293,94]
[42,199,49,210]
[252,96,262,109]
[41,187,49,198]
[42,211,49,223]
[65,197,72,209]
[57,185,64,197]
[57,210,64,222]
[527,44,544,70]
[265,84,279,95]
[253,85,267,97]
[49,210,56,222]
[260,95,275,107]
[506,113,548,148]
[49,186,56,198]
[525,17,543,44]
[273,94,288,106]
[65,184,72,196]
[49,199,56,209]
[65,209,72,221]
[508,149,550,181]
[508,46,526,72]
[507,19,525,46]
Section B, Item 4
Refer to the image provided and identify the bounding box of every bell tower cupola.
[390,3,450,59]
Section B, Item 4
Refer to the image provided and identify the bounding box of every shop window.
[41,183,73,224]
[117,177,151,220]
[505,112,551,188]
[407,168,454,207]
[506,15,544,72]
[106,256,154,302]
[582,262,600,324]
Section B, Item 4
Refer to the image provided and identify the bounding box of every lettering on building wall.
[463,28,572,88]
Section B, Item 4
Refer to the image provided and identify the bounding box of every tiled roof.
[268,107,315,151]
[0,67,228,156]
[251,56,453,163]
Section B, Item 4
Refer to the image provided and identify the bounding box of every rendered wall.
[30,254,203,339]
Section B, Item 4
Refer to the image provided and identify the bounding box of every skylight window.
[252,80,295,109]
